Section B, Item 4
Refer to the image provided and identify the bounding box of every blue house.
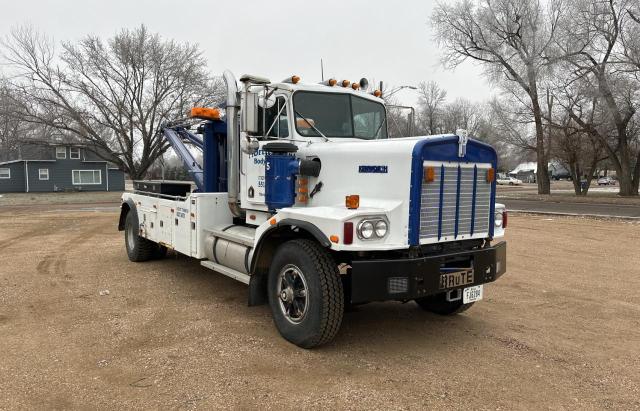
[0,143,125,193]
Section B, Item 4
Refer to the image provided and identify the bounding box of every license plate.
[463,285,483,303]
[439,269,474,290]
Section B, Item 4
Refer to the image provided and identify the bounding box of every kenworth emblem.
[358,165,388,173]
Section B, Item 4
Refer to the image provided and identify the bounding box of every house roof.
[510,162,537,174]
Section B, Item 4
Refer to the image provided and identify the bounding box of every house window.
[70,147,80,159]
[0,168,10,179]
[72,170,101,185]
[56,147,66,159]
[39,169,49,180]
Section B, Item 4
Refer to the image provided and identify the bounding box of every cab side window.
[262,96,289,138]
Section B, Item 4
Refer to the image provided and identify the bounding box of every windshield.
[293,91,387,139]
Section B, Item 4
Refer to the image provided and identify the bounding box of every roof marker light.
[321,78,337,86]
[351,83,360,90]
[282,75,301,84]
[372,90,382,98]
[340,80,351,87]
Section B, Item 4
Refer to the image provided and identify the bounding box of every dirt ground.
[1,208,639,410]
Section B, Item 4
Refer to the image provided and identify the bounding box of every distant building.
[508,160,572,182]
[509,162,537,183]
[0,142,125,193]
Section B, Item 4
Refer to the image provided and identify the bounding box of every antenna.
[320,58,324,81]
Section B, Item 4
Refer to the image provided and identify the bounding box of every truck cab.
[118,71,507,348]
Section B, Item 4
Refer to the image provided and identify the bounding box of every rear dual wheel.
[124,211,167,262]
[267,239,344,348]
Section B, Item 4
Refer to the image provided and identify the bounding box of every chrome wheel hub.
[277,264,309,324]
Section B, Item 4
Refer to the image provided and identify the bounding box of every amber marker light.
[269,218,277,226]
[424,166,435,183]
[341,80,351,87]
[351,83,360,90]
[190,107,221,121]
[291,75,300,84]
[330,235,340,243]
[486,168,495,183]
[373,90,382,97]
[345,195,360,209]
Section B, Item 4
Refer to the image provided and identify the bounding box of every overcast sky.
[0,0,494,106]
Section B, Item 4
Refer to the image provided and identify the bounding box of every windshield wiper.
[294,110,329,142]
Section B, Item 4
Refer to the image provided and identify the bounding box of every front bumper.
[350,242,507,303]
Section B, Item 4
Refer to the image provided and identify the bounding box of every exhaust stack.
[223,70,244,218]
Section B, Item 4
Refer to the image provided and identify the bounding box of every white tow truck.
[118,71,508,348]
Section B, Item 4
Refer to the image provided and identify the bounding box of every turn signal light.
[341,79,350,87]
[373,90,382,97]
[345,194,360,209]
[343,222,354,245]
[486,168,495,183]
[424,166,435,183]
[190,107,221,120]
[330,235,339,243]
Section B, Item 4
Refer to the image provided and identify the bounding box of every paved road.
[501,198,640,218]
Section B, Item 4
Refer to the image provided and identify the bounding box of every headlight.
[359,221,374,239]
[495,210,503,227]
[356,217,389,240]
[374,220,388,237]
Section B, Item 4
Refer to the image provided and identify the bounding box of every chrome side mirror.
[240,91,259,134]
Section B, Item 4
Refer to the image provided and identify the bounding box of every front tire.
[415,292,474,315]
[267,239,344,348]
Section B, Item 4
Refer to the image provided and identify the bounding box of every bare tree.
[432,0,563,194]
[1,25,224,179]
[555,0,639,195]
[551,113,607,195]
[417,81,447,134]
[0,79,28,161]
[440,97,482,135]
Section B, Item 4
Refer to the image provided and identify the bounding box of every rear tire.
[124,211,156,262]
[267,239,344,348]
[415,292,474,315]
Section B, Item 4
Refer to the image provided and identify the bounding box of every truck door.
[241,94,290,210]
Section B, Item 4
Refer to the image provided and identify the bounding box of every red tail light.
[502,210,508,229]
[343,222,354,245]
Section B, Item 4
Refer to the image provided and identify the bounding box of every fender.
[247,218,331,306]
[117,198,137,231]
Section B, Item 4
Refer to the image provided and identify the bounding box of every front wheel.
[415,292,474,315]
[267,239,344,348]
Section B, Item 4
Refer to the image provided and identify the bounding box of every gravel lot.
[1,208,639,409]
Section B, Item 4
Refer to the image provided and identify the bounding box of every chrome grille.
[419,163,492,242]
